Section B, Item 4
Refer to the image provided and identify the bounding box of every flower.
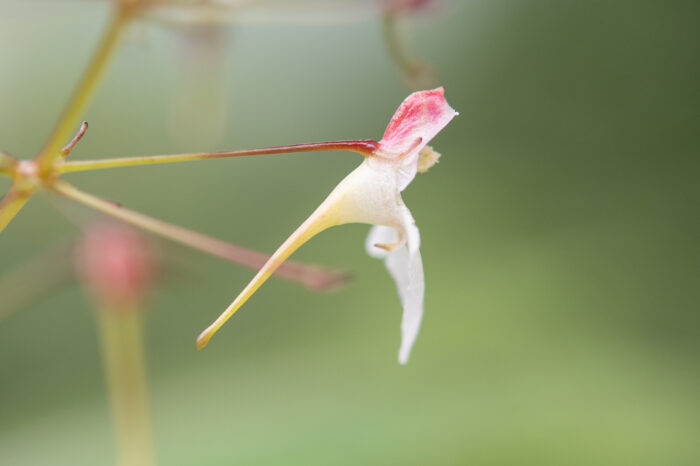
[197,87,457,363]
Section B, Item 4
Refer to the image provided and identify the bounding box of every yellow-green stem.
[0,189,31,234]
[0,152,14,176]
[37,10,133,170]
[98,303,156,466]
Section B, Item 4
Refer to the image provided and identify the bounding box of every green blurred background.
[1,0,698,464]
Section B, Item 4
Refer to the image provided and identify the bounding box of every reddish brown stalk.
[58,140,380,173]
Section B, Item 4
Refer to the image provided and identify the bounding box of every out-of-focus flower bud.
[77,223,155,307]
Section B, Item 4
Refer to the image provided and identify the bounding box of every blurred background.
[1,0,698,464]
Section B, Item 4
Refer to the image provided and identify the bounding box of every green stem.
[381,12,431,84]
[97,303,156,466]
[50,181,348,290]
[57,140,379,173]
[0,152,15,176]
[36,9,133,169]
[0,188,31,234]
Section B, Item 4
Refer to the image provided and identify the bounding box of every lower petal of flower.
[366,206,424,364]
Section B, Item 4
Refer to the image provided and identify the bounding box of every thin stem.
[0,152,15,176]
[57,140,379,173]
[50,181,348,290]
[61,121,89,157]
[0,240,74,322]
[98,303,156,466]
[36,9,133,169]
[381,12,433,87]
[0,188,31,234]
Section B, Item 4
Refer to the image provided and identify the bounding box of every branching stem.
[36,10,133,169]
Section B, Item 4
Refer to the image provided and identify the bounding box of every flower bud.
[77,223,154,307]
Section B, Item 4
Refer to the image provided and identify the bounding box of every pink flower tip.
[375,87,457,189]
[380,87,457,152]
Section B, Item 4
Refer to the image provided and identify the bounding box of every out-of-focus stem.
[36,10,133,170]
[0,188,30,234]
[98,303,156,466]
[382,12,433,87]
[57,140,379,173]
[0,152,14,176]
[51,181,348,290]
[0,240,74,321]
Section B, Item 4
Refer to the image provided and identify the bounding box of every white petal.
[366,207,425,364]
[365,225,395,259]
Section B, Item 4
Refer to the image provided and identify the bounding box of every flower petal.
[378,87,457,190]
[366,206,424,364]
[366,224,393,259]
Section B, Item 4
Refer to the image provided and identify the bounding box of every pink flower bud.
[77,223,154,307]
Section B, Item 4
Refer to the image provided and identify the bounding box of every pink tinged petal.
[366,206,424,364]
[377,87,457,190]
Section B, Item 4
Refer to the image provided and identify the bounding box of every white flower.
[197,87,457,364]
